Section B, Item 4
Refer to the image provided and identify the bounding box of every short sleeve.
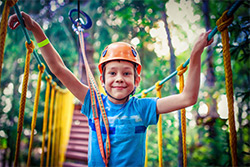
[81,90,91,118]
[133,97,159,126]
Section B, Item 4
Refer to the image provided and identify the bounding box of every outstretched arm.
[157,30,213,114]
[8,12,88,104]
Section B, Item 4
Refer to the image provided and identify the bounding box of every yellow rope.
[155,81,163,167]
[51,89,60,166]
[216,10,237,167]
[141,90,149,167]
[46,82,56,167]
[27,63,45,167]
[0,0,18,83]
[177,63,188,167]
[40,75,52,167]
[55,89,63,166]
[14,40,35,166]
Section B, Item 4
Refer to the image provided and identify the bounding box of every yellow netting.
[50,88,74,167]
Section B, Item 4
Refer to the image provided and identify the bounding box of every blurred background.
[0,0,249,166]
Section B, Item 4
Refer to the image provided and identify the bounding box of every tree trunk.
[202,0,219,125]
[161,4,183,167]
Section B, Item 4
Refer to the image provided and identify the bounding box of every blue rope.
[136,0,243,97]
[13,4,53,80]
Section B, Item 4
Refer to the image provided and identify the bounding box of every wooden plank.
[70,128,89,134]
[65,151,88,162]
[63,162,88,167]
[68,140,88,146]
[70,134,89,140]
[67,145,88,153]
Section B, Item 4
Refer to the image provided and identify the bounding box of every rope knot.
[141,90,147,98]
[45,75,52,83]
[155,81,163,91]
[216,10,234,32]
[7,0,18,7]
[25,40,35,54]
[177,63,188,76]
[38,63,45,73]
[51,82,57,88]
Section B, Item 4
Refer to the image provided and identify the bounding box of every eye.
[109,71,116,75]
[124,72,131,76]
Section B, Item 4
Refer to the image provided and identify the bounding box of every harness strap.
[78,31,110,166]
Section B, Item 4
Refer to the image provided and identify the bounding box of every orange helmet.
[98,42,141,75]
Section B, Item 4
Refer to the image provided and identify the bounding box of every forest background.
[0,0,249,166]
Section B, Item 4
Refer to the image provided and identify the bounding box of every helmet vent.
[102,48,108,57]
[131,47,137,57]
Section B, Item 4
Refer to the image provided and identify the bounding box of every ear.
[134,75,141,87]
[100,75,104,86]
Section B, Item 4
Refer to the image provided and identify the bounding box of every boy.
[8,12,213,166]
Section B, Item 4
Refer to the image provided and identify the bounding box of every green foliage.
[0,0,249,166]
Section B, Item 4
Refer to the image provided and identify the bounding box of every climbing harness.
[69,8,110,166]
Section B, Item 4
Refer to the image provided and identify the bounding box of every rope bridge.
[0,1,75,167]
[0,0,243,166]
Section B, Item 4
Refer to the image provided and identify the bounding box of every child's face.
[100,60,140,104]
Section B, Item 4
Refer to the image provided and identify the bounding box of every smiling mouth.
[112,86,126,89]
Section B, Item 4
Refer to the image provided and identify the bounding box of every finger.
[8,15,19,29]
[207,38,214,46]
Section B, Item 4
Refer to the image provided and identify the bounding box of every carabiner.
[69,9,92,33]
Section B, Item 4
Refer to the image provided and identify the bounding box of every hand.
[8,12,35,31]
[196,30,214,49]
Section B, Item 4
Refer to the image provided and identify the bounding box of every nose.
[115,73,124,83]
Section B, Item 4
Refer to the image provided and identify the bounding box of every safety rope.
[14,40,35,166]
[141,90,148,167]
[27,63,45,167]
[155,81,163,167]
[54,90,61,166]
[216,10,237,166]
[51,90,59,167]
[0,0,18,83]
[40,75,51,166]
[177,63,188,167]
[78,31,110,166]
[46,82,56,167]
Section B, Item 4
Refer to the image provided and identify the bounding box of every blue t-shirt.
[81,90,158,167]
